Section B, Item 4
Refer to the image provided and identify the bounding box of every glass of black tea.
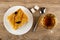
[40,13,57,29]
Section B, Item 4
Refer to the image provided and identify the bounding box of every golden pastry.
[7,9,28,30]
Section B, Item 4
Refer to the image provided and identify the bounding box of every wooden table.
[0,0,60,40]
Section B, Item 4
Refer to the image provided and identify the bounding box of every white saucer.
[3,6,33,35]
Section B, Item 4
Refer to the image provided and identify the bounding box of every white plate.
[3,6,33,35]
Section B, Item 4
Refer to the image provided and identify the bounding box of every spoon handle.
[33,17,40,32]
[33,7,46,32]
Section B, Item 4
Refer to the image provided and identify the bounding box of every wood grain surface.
[0,0,60,40]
